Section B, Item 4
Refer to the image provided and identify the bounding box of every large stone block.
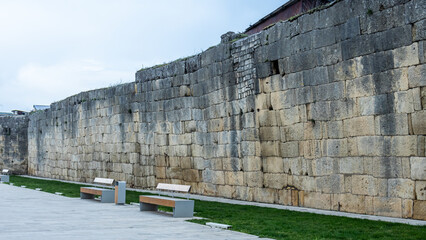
[262,157,283,173]
[183,169,200,182]
[346,75,374,98]
[323,139,348,157]
[372,157,403,178]
[352,175,376,196]
[224,171,244,186]
[324,121,344,139]
[356,136,389,157]
[375,113,409,136]
[259,127,281,141]
[316,174,344,194]
[413,200,426,220]
[253,187,277,204]
[278,107,300,126]
[264,173,287,189]
[334,193,366,214]
[343,116,375,137]
[412,111,426,135]
[373,197,402,218]
[393,43,419,68]
[415,181,426,200]
[339,157,364,174]
[245,171,263,187]
[410,157,426,180]
[390,136,417,157]
[302,191,332,210]
[280,141,299,158]
[242,156,262,171]
[388,178,415,199]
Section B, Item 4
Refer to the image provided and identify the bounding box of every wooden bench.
[0,169,9,182]
[80,178,115,203]
[139,183,194,218]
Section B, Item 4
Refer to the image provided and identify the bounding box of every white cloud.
[0,59,133,111]
[0,0,286,112]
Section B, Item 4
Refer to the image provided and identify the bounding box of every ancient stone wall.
[0,116,28,174]
[28,0,425,219]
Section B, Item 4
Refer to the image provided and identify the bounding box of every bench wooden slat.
[93,177,114,185]
[139,196,176,207]
[156,183,190,193]
[80,187,103,196]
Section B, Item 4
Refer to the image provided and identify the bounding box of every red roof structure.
[245,0,332,35]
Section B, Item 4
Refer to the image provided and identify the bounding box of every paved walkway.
[20,175,426,226]
[0,184,270,240]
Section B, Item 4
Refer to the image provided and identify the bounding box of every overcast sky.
[0,0,285,112]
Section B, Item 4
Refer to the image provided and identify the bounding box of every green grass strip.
[5,176,425,240]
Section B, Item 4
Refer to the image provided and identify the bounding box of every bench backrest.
[2,169,9,174]
[156,183,191,193]
[93,177,114,185]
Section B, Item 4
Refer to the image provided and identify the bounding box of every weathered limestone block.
[257,110,278,127]
[292,175,316,192]
[302,192,331,210]
[242,156,262,171]
[372,157,403,178]
[394,90,415,114]
[222,158,242,171]
[301,140,322,159]
[183,169,200,182]
[333,193,366,214]
[407,64,426,88]
[415,181,426,200]
[234,186,253,201]
[339,157,363,174]
[373,197,402,218]
[316,174,344,194]
[324,121,344,139]
[312,157,337,176]
[303,120,322,140]
[346,75,374,98]
[391,136,417,157]
[278,107,300,126]
[388,178,415,199]
[259,127,281,141]
[413,200,426,220]
[264,173,287,189]
[260,141,280,157]
[392,43,419,68]
[323,139,348,157]
[343,116,375,137]
[410,157,426,180]
[245,171,263,187]
[412,111,426,135]
[284,123,304,141]
[217,185,235,199]
[255,93,271,111]
[278,189,292,205]
[402,199,414,219]
[280,141,299,158]
[375,113,409,135]
[351,175,376,196]
[359,94,394,116]
[225,171,244,186]
[253,188,276,204]
[262,157,284,173]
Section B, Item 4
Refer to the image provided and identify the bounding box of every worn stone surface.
[22,0,426,220]
[0,116,28,174]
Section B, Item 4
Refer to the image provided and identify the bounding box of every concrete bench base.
[140,195,194,218]
[80,187,114,203]
[0,175,9,183]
